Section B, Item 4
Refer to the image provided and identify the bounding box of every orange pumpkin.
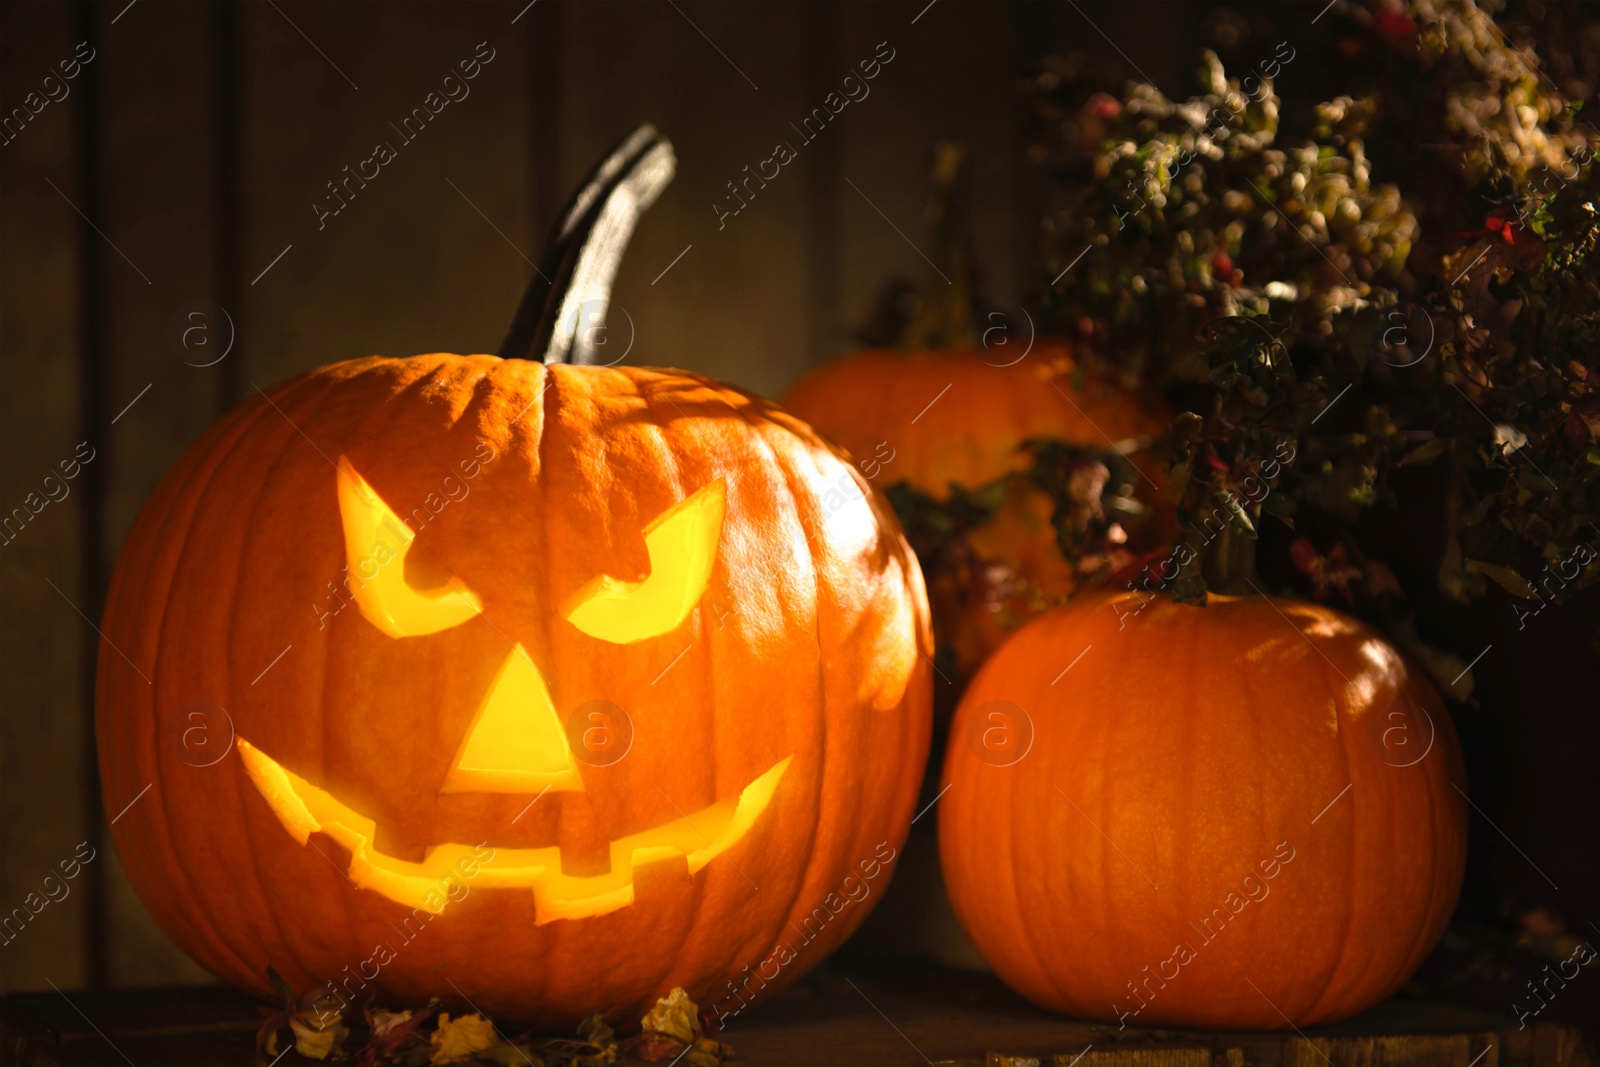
[782,344,1170,504]
[97,127,932,1025]
[783,343,1170,685]
[939,589,1467,1028]
[780,152,1168,688]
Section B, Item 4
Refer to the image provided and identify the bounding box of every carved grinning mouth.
[237,740,790,925]
[238,460,788,923]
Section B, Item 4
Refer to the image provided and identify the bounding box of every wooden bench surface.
[1,963,1586,1067]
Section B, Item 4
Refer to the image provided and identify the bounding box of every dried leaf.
[575,1013,614,1049]
[536,1015,617,1067]
[640,988,699,1045]
[1410,642,1476,703]
[1465,558,1538,598]
[290,1012,349,1061]
[685,1037,731,1067]
[371,1009,414,1040]
[1397,436,1449,467]
[631,1034,687,1064]
[430,1013,500,1065]
[1218,489,1257,536]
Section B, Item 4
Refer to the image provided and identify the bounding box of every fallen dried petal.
[430,1013,500,1065]
[290,1013,349,1061]
[640,988,699,1045]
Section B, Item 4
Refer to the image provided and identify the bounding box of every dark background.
[1,0,1594,1032]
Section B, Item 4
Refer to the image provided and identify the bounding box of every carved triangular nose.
[440,644,584,794]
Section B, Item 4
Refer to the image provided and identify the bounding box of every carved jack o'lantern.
[97,127,932,1024]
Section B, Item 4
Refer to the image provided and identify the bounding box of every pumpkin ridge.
[626,368,704,920]
[108,425,203,964]
[202,376,353,983]
[961,611,1018,1001]
[732,385,812,991]
[271,362,484,991]
[527,360,554,841]
[312,367,419,976]
[312,380,384,982]
[1048,607,1099,1011]
[636,367,716,1006]
[1327,653,1447,1022]
[1060,606,1103,1007]
[193,374,335,987]
[1239,605,1271,1020]
[799,378,918,973]
[1358,626,1437,1021]
[1317,608,1364,1023]
[1395,739,1450,998]
[267,371,380,986]
[1412,687,1463,1008]
[724,385,831,979]
[1179,601,1201,1008]
[999,613,1049,1008]
[138,391,290,987]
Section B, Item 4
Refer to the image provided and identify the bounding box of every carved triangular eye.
[562,479,726,644]
[336,457,483,638]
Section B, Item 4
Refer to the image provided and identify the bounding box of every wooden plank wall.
[0,0,1188,990]
[1,0,96,992]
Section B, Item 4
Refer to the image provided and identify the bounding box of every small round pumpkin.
[939,588,1467,1028]
[784,343,1170,684]
[781,148,1167,687]
[97,127,932,1025]
[782,344,1170,503]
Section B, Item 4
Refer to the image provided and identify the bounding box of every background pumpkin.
[939,588,1468,1028]
[96,127,932,1025]
[780,145,1171,690]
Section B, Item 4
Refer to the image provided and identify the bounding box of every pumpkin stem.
[1197,513,1259,597]
[497,124,676,365]
[899,142,978,351]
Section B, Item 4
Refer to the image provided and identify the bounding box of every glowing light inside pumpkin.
[337,457,483,638]
[562,479,727,643]
[237,739,790,923]
[440,643,584,794]
[241,466,786,922]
